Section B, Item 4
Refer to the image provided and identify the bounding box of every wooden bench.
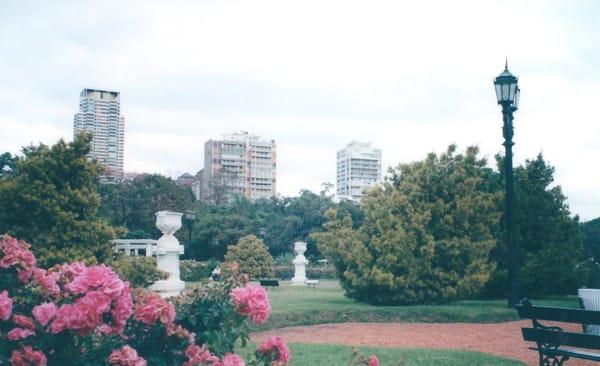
[259,279,279,289]
[517,298,600,365]
[305,279,319,289]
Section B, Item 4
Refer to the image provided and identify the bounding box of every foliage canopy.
[0,134,114,267]
[225,234,274,279]
[313,145,502,305]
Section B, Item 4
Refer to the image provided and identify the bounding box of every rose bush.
[0,235,291,366]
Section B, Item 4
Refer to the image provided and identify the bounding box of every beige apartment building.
[202,132,276,201]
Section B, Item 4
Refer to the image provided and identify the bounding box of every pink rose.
[32,268,60,295]
[0,236,36,274]
[183,344,219,366]
[134,291,175,326]
[50,303,101,335]
[32,303,58,327]
[108,345,147,366]
[231,285,271,324]
[0,290,13,321]
[214,353,245,366]
[77,290,113,314]
[8,327,36,340]
[17,268,33,283]
[66,265,124,295]
[13,315,36,330]
[368,355,380,366]
[10,346,47,366]
[111,282,133,332]
[257,336,291,364]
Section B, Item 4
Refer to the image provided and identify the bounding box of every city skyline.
[1,1,599,219]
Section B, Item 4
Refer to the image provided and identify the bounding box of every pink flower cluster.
[8,314,36,340]
[257,336,291,365]
[368,355,380,366]
[1,235,292,366]
[108,345,147,366]
[230,285,271,324]
[10,346,47,366]
[183,344,219,366]
[182,344,247,366]
[0,289,13,321]
[32,303,57,327]
[49,264,133,335]
[134,291,175,328]
[32,268,59,296]
[214,353,245,366]
[0,235,36,283]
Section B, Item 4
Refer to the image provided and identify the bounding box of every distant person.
[211,266,221,281]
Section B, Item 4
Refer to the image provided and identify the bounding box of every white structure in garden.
[291,241,308,285]
[149,211,185,297]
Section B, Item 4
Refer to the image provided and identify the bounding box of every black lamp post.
[494,61,520,308]
[184,210,196,258]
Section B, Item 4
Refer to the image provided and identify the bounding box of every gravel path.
[251,321,596,365]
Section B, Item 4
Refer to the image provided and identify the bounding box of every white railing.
[112,239,157,257]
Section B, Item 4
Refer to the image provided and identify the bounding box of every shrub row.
[274,264,335,280]
[180,259,220,282]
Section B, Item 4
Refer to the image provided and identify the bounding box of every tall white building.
[203,132,276,201]
[336,141,382,202]
[74,88,125,178]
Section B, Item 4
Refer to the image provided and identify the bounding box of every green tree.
[99,174,195,239]
[0,133,114,267]
[582,217,600,260]
[224,234,274,279]
[490,154,583,297]
[313,145,502,305]
[0,152,17,179]
[191,196,262,260]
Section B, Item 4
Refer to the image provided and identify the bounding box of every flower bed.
[0,235,294,366]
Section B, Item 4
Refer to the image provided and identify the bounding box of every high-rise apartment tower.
[336,141,382,202]
[73,88,125,178]
[203,132,276,201]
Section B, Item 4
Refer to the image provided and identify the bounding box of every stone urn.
[291,241,309,285]
[149,211,185,297]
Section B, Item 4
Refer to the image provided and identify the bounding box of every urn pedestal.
[291,241,308,286]
[149,211,185,297]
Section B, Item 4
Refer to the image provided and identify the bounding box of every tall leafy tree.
[491,154,583,297]
[0,134,114,267]
[99,174,195,239]
[313,145,502,305]
[582,217,600,260]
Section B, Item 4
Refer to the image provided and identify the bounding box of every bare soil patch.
[251,320,596,365]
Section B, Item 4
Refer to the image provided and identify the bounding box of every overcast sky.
[0,0,599,220]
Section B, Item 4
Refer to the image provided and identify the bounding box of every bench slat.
[545,348,600,361]
[517,304,600,324]
[523,328,600,350]
[259,279,279,287]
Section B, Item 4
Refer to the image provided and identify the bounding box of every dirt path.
[251,321,595,365]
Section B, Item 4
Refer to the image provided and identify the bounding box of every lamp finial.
[505,57,508,71]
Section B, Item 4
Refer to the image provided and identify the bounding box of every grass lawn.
[234,280,579,330]
[238,343,524,365]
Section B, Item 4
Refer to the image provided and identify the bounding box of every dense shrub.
[0,235,293,366]
[225,235,274,280]
[273,253,295,266]
[575,259,600,289]
[313,146,502,305]
[274,265,294,280]
[108,255,168,288]
[180,259,220,281]
[274,264,335,280]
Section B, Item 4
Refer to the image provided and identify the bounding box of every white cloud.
[0,0,599,219]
